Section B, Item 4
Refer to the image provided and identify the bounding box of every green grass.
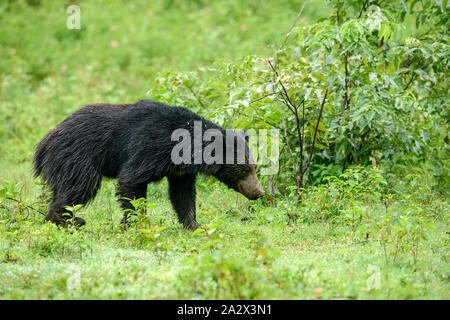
[1,177,448,299]
[0,0,448,299]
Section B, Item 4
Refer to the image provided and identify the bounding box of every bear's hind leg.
[44,198,86,228]
[168,174,200,230]
[116,181,148,226]
[44,174,102,228]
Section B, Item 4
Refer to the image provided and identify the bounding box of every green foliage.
[150,0,449,192]
[138,225,168,252]
[287,165,386,222]
[0,178,447,298]
[370,206,434,264]
[176,243,280,299]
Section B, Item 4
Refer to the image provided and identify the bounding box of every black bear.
[34,100,264,230]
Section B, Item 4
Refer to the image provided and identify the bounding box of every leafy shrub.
[149,0,449,195]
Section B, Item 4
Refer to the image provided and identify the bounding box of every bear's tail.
[33,129,103,205]
[33,134,51,178]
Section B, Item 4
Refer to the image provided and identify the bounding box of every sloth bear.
[34,100,264,230]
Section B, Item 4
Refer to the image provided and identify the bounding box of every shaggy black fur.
[34,100,262,229]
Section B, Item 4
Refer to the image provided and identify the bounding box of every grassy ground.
[0,0,448,299]
[1,174,448,299]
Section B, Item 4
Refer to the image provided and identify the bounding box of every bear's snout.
[237,171,264,200]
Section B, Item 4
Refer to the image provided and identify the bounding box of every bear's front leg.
[168,174,201,230]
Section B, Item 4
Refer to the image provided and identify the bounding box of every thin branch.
[336,4,340,24]
[276,88,296,114]
[281,1,308,47]
[415,27,436,41]
[299,100,305,180]
[295,97,305,109]
[273,1,308,71]
[268,60,297,111]
[404,73,416,90]
[282,118,298,180]
[294,106,303,188]
[275,97,286,105]
[249,91,281,104]
[357,0,368,19]
[342,52,350,109]
[241,112,278,128]
[378,36,384,48]
[301,100,305,144]
[5,197,46,216]
[302,88,328,174]
[280,81,297,111]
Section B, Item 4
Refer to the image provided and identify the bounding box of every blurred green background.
[0,0,326,187]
